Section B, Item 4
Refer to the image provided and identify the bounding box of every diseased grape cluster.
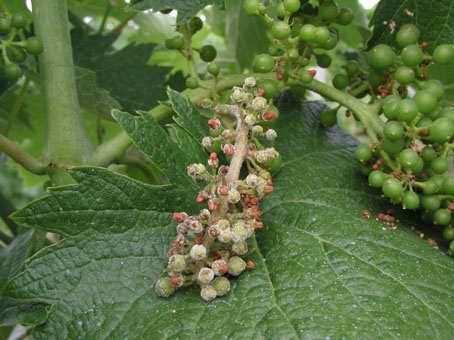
[0,12,43,82]
[156,0,454,303]
[155,78,281,301]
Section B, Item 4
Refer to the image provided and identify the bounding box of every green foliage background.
[1,0,454,338]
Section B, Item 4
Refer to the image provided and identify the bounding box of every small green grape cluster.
[347,24,454,253]
[0,12,43,81]
[163,15,219,89]
[155,78,280,301]
[243,0,353,99]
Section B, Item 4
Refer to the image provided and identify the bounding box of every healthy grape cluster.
[155,77,281,301]
[0,12,43,82]
[350,24,454,252]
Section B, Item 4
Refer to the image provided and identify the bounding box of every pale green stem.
[33,0,92,182]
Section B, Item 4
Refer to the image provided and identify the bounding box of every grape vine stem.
[0,134,47,175]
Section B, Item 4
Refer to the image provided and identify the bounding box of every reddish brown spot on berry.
[172,212,188,223]
[262,111,277,121]
[208,118,221,129]
[170,275,183,287]
[308,69,317,77]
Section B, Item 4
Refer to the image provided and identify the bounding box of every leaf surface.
[6,102,454,339]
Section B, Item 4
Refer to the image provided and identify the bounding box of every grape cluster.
[0,12,43,82]
[242,0,355,109]
[347,24,454,252]
[155,78,281,301]
[163,15,219,89]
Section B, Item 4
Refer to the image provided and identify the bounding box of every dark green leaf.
[132,0,224,23]
[167,87,207,141]
[71,18,184,111]
[225,0,269,70]
[0,231,33,293]
[368,0,454,50]
[6,102,454,338]
[112,110,199,196]
[0,298,49,327]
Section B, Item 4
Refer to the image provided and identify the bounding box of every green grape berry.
[337,8,354,25]
[400,44,424,67]
[398,148,422,172]
[383,95,401,120]
[7,46,26,63]
[314,26,331,46]
[319,1,339,22]
[368,170,387,188]
[165,35,184,50]
[422,195,441,211]
[443,226,454,241]
[299,69,314,83]
[415,90,439,114]
[433,44,454,65]
[431,157,448,174]
[355,144,372,162]
[384,121,405,141]
[368,44,396,70]
[253,54,274,73]
[382,178,403,200]
[321,33,338,50]
[320,109,337,127]
[316,54,332,68]
[185,76,199,89]
[429,117,454,143]
[283,0,301,14]
[383,138,405,155]
[394,66,415,85]
[11,13,26,29]
[25,37,44,55]
[442,176,454,195]
[434,209,451,225]
[402,191,420,209]
[421,147,437,162]
[258,79,279,99]
[243,0,262,15]
[200,45,217,62]
[345,60,360,76]
[332,74,349,90]
[299,24,317,43]
[422,80,445,99]
[422,180,440,195]
[4,63,22,80]
[396,98,418,123]
[207,63,220,76]
[396,24,420,47]
[188,16,203,34]
[271,21,291,40]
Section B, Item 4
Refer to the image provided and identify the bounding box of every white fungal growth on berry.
[265,129,278,141]
[251,96,268,112]
[201,136,212,149]
[200,286,217,302]
[157,77,280,301]
[190,244,207,261]
[197,267,215,285]
[244,76,256,87]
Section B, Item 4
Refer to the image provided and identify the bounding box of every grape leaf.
[71,17,184,112]
[225,0,270,70]
[132,0,224,22]
[5,102,454,338]
[368,0,454,50]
